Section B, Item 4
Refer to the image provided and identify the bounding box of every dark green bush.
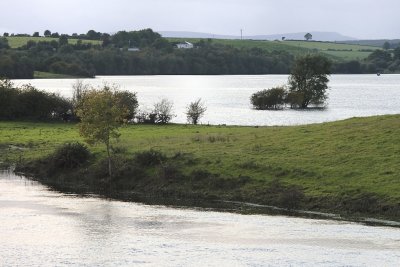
[251,86,287,110]
[51,142,91,169]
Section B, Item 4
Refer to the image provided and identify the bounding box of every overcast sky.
[1,0,399,39]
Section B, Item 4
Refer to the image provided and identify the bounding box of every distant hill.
[159,31,356,42]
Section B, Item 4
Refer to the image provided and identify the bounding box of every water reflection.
[1,170,400,266]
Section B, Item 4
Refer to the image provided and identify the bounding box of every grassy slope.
[6,37,101,48]
[168,38,379,61]
[6,37,378,61]
[281,40,377,60]
[1,115,399,206]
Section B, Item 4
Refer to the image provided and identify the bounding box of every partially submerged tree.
[186,98,207,124]
[251,86,286,110]
[288,54,331,108]
[76,85,134,178]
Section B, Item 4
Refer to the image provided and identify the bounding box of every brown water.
[1,170,400,266]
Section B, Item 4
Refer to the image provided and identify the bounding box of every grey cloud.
[1,0,399,39]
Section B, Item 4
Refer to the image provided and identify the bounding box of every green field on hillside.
[1,115,399,207]
[168,38,379,61]
[6,37,101,48]
[281,40,377,51]
[168,38,312,55]
[5,36,380,61]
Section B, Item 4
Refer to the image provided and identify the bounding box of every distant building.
[127,47,140,52]
[176,41,194,49]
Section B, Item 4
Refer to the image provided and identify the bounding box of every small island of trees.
[251,54,331,110]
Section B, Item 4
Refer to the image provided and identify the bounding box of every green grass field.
[281,40,377,51]
[6,37,101,48]
[281,40,377,61]
[6,36,379,61]
[168,38,379,61]
[1,115,399,207]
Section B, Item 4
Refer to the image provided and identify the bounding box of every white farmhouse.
[127,47,140,52]
[176,41,194,49]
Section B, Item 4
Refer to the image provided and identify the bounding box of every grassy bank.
[1,115,400,220]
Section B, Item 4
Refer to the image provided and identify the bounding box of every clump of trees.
[251,54,331,110]
[0,28,295,79]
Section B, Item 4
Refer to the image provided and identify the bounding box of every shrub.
[135,149,166,166]
[153,98,174,124]
[186,98,207,124]
[51,142,91,169]
[251,86,286,110]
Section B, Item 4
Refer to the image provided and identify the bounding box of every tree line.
[0,78,207,125]
[1,28,400,79]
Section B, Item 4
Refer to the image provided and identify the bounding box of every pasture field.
[1,115,399,213]
[5,36,379,61]
[6,36,101,48]
[168,38,379,60]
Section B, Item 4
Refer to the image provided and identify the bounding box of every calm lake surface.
[13,74,400,126]
[1,170,400,266]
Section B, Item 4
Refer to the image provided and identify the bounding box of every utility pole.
[240,29,243,40]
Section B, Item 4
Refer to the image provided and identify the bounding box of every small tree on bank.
[153,98,174,124]
[76,85,134,178]
[288,54,331,108]
[186,98,207,124]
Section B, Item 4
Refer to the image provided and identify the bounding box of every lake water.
[13,74,400,126]
[1,170,400,266]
